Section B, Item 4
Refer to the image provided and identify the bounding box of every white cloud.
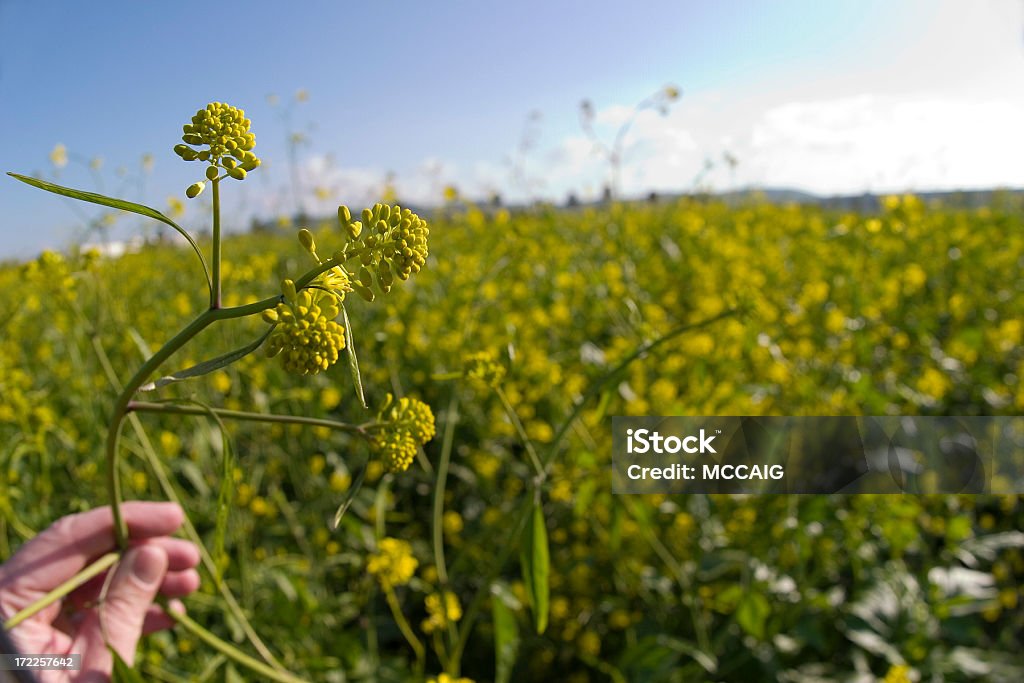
[514,92,1024,200]
[745,95,1024,194]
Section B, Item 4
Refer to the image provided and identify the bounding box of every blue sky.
[2,0,1023,258]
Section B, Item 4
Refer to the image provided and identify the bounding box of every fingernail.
[131,546,165,584]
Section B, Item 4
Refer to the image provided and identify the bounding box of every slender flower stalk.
[3,553,119,630]
[161,603,308,683]
[211,177,221,307]
[127,401,369,436]
[384,586,425,670]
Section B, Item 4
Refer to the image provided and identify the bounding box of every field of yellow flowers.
[2,194,1023,681]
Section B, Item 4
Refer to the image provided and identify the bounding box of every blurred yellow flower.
[367,538,417,588]
[422,590,462,633]
[50,143,67,168]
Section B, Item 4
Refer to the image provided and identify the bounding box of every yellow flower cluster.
[174,102,260,184]
[462,351,506,387]
[22,250,76,298]
[422,590,462,633]
[368,430,418,475]
[369,393,436,473]
[387,208,430,281]
[263,279,345,375]
[366,537,417,588]
[337,203,430,296]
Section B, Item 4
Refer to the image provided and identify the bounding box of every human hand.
[0,502,201,682]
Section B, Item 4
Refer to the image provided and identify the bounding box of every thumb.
[75,545,168,675]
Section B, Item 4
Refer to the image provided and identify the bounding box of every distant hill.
[668,187,1024,212]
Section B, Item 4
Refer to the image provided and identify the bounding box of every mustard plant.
[6,102,435,681]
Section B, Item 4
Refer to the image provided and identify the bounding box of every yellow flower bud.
[353,282,375,302]
[378,260,393,288]
[205,166,220,180]
[175,102,260,177]
[281,279,297,301]
[263,287,346,375]
[358,266,373,288]
[298,229,316,253]
[186,181,206,198]
[370,394,436,473]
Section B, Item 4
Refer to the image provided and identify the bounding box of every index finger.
[0,502,184,603]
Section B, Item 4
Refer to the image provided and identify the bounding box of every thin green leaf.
[617,635,717,677]
[340,303,367,408]
[126,326,153,360]
[520,502,550,634]
[7,173,212,295]
[138,326,273,392]
[492,584,520,683]
[656,635,718,674]
[330,461,368,530]
[110,648,147,683]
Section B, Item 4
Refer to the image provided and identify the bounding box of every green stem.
[432,392,458,587]
[211,177,221,308]
[162,601,308,683]
[105,298,288,548]
[198,245,375,318]
[127,401,370,438]
[495,386,544,479]
[106,309,217,546]
[432,392,462,652]
[3,553,119,630]
[383,586,425,670]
